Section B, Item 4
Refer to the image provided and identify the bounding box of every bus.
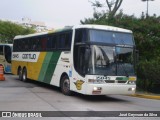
[12,25,137,95]
[0,44,12,73]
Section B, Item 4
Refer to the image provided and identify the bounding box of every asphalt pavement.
[0,74,159,120]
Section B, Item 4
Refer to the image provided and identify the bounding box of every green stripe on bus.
[38,52,52,82]
[38,51,61,84]
[44,51,61,84]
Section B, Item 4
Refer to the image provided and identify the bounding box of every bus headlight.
[128,87,136,91]
[88,79,104,84]
[93,87,102,91]
[92,87,102,94]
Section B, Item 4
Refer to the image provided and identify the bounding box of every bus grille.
[105,80,127,83]
[105,80,115,83]
[118,81,127,83]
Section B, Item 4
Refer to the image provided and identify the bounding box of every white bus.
[0,44,12,73]
[12,25,137,95]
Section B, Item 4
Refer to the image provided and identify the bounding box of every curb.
[130,94,160,100]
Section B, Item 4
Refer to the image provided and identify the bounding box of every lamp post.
[142,0,154,17]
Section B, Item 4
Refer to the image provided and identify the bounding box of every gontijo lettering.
[22,54,36,60]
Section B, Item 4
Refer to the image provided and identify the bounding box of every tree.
[0,20,35,43]
[89,0,123,19]
[80,10,160,93]
[106,0,123,18]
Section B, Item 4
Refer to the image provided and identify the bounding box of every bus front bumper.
[85,84,136,95]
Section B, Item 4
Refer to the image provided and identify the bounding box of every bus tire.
[60,75,72,95]
[18,67,22,81]
[22,68,27,82]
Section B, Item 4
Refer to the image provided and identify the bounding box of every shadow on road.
[72,93,129,102]
[26,80,129,103]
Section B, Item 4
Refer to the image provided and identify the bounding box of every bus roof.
[14,24,132,40]
[73,24,132,33]
[14,32,49,40]
[14,27,73,40]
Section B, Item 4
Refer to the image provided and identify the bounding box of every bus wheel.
[61,76,72,95]
[22,68,27,82]
[18,68,22,81]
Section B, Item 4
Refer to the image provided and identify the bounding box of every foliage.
[81,10,160,93]
[0,20,35,43]
[89,0,123,19]
[137,58,160,93]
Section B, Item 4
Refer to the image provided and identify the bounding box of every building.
[20,17,54,32]
[1,18,54,33]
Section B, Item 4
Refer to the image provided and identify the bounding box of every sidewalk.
[130,91,160,100]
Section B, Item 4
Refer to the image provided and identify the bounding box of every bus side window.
[28,38,32,51]
[65,32,72,50]
[58,34,65,49]
[13,40,18,52]
[47,35,56,50]
[24,39,29,51]
[0,46,3,55]
[75,29,87,43]
[59,34,65,49]
[41,37,47,51]
[57,32,72,50]
[33,38,41,51]
[37,38,41,51]
[17,40,21,51]
[47,36,52,50]
[52,35,56,49]
[32,39,37,51]
[18,40,24,51]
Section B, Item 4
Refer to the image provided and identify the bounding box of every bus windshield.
[86,45,135,76]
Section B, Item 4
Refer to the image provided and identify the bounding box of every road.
[0,74,159,120]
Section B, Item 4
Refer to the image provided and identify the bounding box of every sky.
[0,0,160,28]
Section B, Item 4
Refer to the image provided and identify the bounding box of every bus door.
[74,45,90,76]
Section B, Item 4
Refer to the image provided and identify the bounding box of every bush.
[137,59,160,93]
